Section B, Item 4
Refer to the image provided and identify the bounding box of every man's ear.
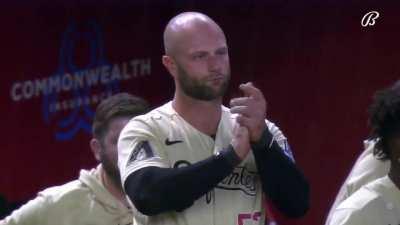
[162,55,178,78]
[90,138,101,162]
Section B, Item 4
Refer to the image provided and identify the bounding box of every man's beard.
[177,65,230,101]
[100,150,122,189]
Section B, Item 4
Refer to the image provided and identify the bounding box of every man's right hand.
[230,123,251,160]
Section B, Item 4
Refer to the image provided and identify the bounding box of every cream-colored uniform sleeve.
[328,208,365,225]
[1,195,48,225]
[118,115,170,187]
[325,140,390,224]
[328,191,394,225]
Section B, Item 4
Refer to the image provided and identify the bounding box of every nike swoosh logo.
[165,138,183,145]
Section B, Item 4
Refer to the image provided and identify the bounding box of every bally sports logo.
[9,21,151,141]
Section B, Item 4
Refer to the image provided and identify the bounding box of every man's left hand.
[230,82,267,142]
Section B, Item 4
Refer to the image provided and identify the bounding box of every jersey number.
[238,212,261,225]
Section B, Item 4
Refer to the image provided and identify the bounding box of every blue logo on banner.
[42,21,119,141]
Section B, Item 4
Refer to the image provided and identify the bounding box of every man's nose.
[207,55,222,73]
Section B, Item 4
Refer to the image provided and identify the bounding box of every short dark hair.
[92,93,149,140]
[368,80,400,161]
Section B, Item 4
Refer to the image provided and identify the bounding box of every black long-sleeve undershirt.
[251,129,310,218]
[124,146,239,215]
[124,129,309,218]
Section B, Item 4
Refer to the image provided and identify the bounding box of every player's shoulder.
[37,175,92,205]
[336,177,387,212]
[120,102,174,136]
[345,140,390,192]
[330,177,394,225]
[130,101,175,125]
[328,205,365,225]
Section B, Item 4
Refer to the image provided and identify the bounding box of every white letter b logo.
[361,11,380,27]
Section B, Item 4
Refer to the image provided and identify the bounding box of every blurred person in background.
[328,81,400,225]
[1,93,149,225]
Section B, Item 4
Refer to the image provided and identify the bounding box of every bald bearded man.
[118,12,309,225]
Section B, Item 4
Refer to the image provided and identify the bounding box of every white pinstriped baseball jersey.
[118,101,293,225]
[325,140,390,224]
[328,176,400,225]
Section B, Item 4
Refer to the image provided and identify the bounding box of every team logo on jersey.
[217,166,258,196]
[127,140,155,166]
[172,160,258,196]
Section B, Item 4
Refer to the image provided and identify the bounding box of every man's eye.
[216,49,227,55]
[193,54,206,60]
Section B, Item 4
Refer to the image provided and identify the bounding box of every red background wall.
[1,1,400,224]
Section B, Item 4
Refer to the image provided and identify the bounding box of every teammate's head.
[90,93,149,187]
[369,80,400,162]
[162,12,230,101]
